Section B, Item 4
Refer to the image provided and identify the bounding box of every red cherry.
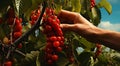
[49,36,57,41]
[56,28,63,36]
[57,36,62,41]
[15,19,20,25]
[4,61,12,66]
[52,54,58,61]
[18,43,22,49]
[45,25,52,32]
[19,18,22,23]
[31,14,38,21]
[96,44,101,48]
[56,18,60,24]
[53,41,60,47]
[14,23,22,32]
[47,59,53,65]
[13,32,22,39]
[30,20,36,25]
[56,47,62,52]
[69,57,74,63]
[60,41,64,46]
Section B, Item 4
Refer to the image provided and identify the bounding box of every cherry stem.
[13,2,46,46]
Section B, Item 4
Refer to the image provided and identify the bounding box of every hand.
[58,10,97,37]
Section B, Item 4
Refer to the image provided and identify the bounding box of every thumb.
[60,24,76,31]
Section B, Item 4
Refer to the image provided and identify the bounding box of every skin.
[58,10,120,51]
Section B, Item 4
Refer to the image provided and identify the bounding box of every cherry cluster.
[42,8,64,65]
[30,8,41,26]
[90,0,95,8]
[6,7,22,48]
[95,44,102,58]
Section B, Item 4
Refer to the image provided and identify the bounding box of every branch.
[13,2,46,46]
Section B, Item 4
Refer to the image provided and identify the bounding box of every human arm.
[58,10,120,51]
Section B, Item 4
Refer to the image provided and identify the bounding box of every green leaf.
[25,51,39,62]
[91,6,101,26]
[19,0,32,13]
[71,0,81,12]
[97,0,112,14]
[56,56,69,66]
[78,52,93,66]
[79,37,95,50]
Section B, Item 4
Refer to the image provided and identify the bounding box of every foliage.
[0,0,120,66]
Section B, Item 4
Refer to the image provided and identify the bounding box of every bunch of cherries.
[42,8,64,65]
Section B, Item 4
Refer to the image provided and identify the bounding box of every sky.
[97,0,120,32]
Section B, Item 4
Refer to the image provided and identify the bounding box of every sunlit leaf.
[97,0,112,14]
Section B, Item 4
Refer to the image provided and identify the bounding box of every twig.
[13,2,46,46]
[15,49,26,56]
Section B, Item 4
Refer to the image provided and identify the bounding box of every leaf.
[71,0,81,12]
[25,51,39,62]
[79,37,95,50]
[80,0,91,14]
[97,0,112,14]
[91,6,101,26]
[36,53,40,66]
[19,0,32,14]
[56,56,69,66]
[77,52,93,66]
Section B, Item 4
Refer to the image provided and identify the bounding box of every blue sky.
[98,0,120,32]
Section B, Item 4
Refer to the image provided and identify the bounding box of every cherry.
[14,23,22,32]
[17,43,23,49]
[53,41,60,47]
[52,54,58,61]
[4,61,12,66]
[47,59,53,65]
[13,32,22,39]
[57,36,62,41]
[56,47,62,52]
[45,25,52,32]
[69,57,75,63]
[49,36,57,41]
